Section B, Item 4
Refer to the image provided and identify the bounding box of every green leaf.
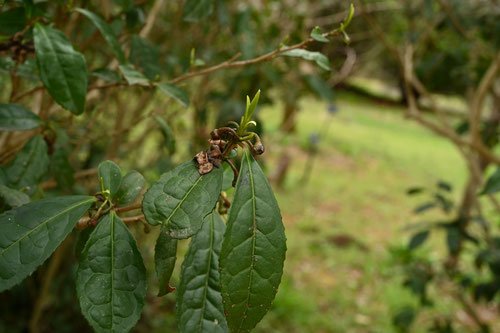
[50,149,75,190]
[157,82,190,108]
[0,7,26,35]
[142,160,223,239]
[482,167,500,194]
[34,23,88,114]
[177,212,228,333]
[130,35,160,81]
[183,0,214,22]
[154,116,176,153]
[408,230,429,250]
[310,26,329,43]
[0,185,29,208]
[220,151,286,332]
[115,170,146,206]
[281,48,330,71]
[155,228,178,296]
[244,90,260,124]
[0,104,42,131]
[119,64,149,86]
[221,163,234,191]
[98,160,123,199]
[76,212,147,333]
[5,134,49,189]
[75,8,126,64]
[0,195,96,292]
[91,68,122,82]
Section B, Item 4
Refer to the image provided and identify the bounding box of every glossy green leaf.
[34,23,88,114]
[5,134,49,189]
[0,195,96,292]
[220,151,286,332]
[119,64,149,86]
[0,185,29,208]
[142,160,223,239]
[76,8,126,64]
[281,48,330,71]
[130,35,160,80]
[0,104,42,131]
[77,212,147,333]
[310,26,329,43]
[183,0,214,22]
[155,228,178,296]
[154,116,176,153]
[482,167,500,194]
[98,160,122,198]
[157,83,190,108]
[177,212,228,333]
[115,170,146,206]
[91,68,122,82]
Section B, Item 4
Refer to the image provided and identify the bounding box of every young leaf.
[0,195,96,292]
[75,8,126,64]
[98,160,123,198]
[281,49,330,71]
[157,82,190,108]
[183,0,214,22]
[0,185,30,208]
[142,160,223,239]
[34,23,88,114]
[119,64,149,86]
[220,151,287,332]
[115,170,146,206]
[0,104,42,131]
[77,212,147,333]
[177,212,228,333]
[310,26,329,43]
[155,228,178,296]
[5,134,49,189]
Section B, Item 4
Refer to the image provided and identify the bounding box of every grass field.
[252,92,468,332]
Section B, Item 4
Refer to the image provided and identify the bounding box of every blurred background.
[1,0,500,332]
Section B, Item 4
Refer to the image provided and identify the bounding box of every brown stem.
[114,203,142,214]
[121,214,145,223]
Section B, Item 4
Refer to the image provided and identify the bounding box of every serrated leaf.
[0,195,95,292]
[0,104,42,131]
[76,8,126,64]
[281,48,330,71]
[154,116,176,153]
[482,167,500,195]
[34,23,88,114]
[130,35,160,80]
[0,185,29,207]
[5,134,49,189]
[408,230,429,250]
[157,82,190,108]
[310,26,329,43]
[91,68,122,82]
[183,0,214,22]
[98,160,122,198]
[119,64,149,86]
[177,212,228,333]
[220,151,286,332]
[142,160,223,239]
[76,212,146,333]
[155,228,178,296]
[115,170,146,206]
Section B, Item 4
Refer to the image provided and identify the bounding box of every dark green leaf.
[0,185,29,207]
[98,160,122,198]
[0,104,42,131]
[392,306,416,331]
[310,26,329,43]
[142,160,223,239]
[115,170,146,206]
[119,64,149,86]
[482,167,500,194]
[183,0,214,22]
[157,82,190,108]
[220,151,286,332]
[413,202,436,214]
[0,195,96,292]
[177,212,228,333]
[437,181,452,192]
[446,227,461,255]
[50,149,75,190]
[34,24,88,114]
[408,230,429,250]
[281,48,330,71]
[74,227,93,260]
[90,68,122,82]
[155,228,178,296]
[154,116,176,153]
[5,134,49,189]
[0,7,26,35]
[406,187,424,195]
[0,168,6,185]
[76,212,146,333]
[130,35,160,81]
[75,8,126,64]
